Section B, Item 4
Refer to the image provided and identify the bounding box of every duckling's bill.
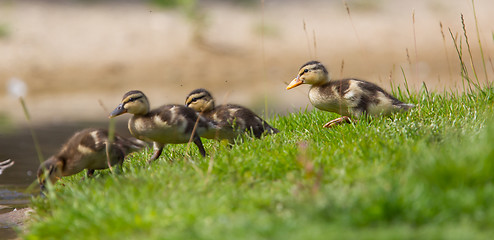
[109,103,127,118]
[286,77,303,90]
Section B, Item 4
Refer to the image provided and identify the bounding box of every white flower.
[7,77,27,98]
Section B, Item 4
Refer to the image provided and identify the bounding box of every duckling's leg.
[323,116,352,128]
[87,169,95,177]
[109,148,125,173]
[192,135,207,157]
[148,142,164,163]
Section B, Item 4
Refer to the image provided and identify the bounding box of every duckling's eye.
[126,95,142,104]
[191,97,200,103]
[303,69,309,73]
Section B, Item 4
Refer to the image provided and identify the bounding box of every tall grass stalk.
[405,48,412,66]
[470,0,489,83]
[439,22,453,82]
[312,29,318,59]
[343,1,368,59]
[260,0,269,121]
[411,9,418,82]
[339,59,345,78]
[449,28,479,95]
[388,67,395,95]
[400,67,412,100]
[105,119,116,173]
[490,57,494,75]
[19,97,48,194]
[461,14,482,88]
[99,99,116,173]
[302,20,313,59]
[185,114,207,178]
[19,98,44,164]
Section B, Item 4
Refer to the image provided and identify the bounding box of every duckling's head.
[185,88,215,113]
[37,157,63,191]
[286,61,329,90]
[109,90,150,118]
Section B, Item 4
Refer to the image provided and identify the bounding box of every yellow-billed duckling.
[109,90,219,162]
[185,88,279,142]
[37,128,145,190]
[287,61,414,127]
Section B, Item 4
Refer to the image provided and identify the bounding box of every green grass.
[23,87,494,239]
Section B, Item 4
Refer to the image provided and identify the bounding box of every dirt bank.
[0,206,33,240]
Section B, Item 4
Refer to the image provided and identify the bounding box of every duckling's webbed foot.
[323,116,352,128]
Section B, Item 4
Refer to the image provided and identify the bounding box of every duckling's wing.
[56,129,104,158]
[52,128,110,175]
[133,105,217,143]
[84,129,108,151]
[308,80,352,116]
[164,105,220,136]
[209,105,241,129]
[221,104,279,138]
[351,80,412,116]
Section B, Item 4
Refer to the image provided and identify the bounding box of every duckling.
[109,90,219,162]
[37,128,145,190]
[287,61,414,127]
[185,88,279,142]
[0,159,14,175]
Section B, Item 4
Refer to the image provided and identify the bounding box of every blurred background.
[0,0,493,190]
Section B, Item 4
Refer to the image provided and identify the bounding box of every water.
[0,120,129,238]
[0,185,33,239]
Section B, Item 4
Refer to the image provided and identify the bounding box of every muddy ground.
[0,205,32,240]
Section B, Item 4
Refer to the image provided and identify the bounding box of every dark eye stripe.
[191,96,201,103]
[187,93,207,105]
[300,68,309,76]
[125,95,142,104]
[186,97,201,106]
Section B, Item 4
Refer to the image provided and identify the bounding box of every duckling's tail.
[263,121,280,135]
[199,119,224,140]
[115,135,148,153]
[397,103,415,111]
